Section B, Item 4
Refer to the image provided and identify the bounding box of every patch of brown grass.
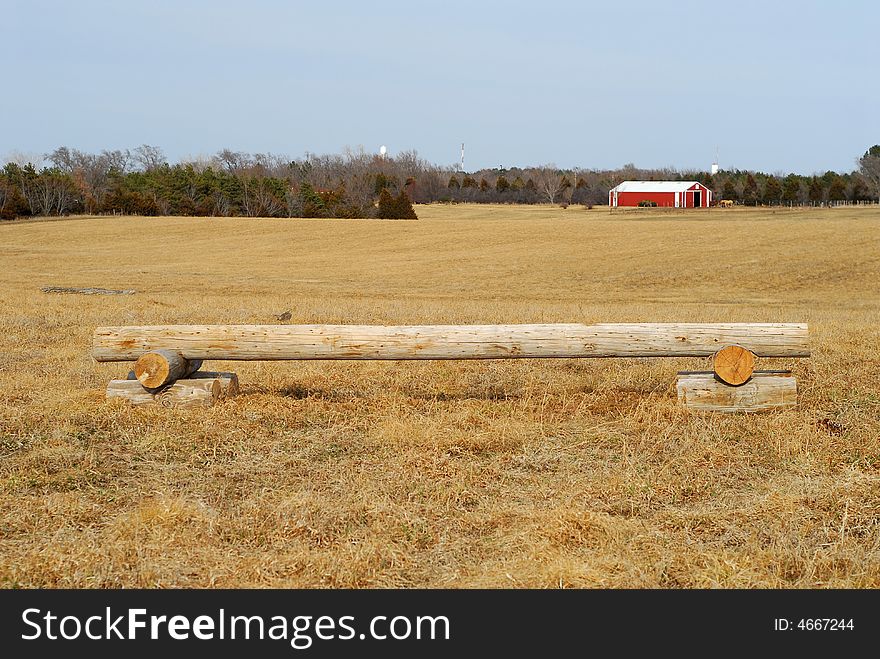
[1,204,879,588]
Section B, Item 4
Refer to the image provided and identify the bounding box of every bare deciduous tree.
[566,167,580,205]
[45,146,129,211]
[133,144,166,171]
[6,150,44,168]
[215,149,251,173]
[180,154,213,174]
[46,146,76,172]
[339,147,378,215]
[0,178,10,216]
[102,149,132,174]
[859,145,880,203]
[531,165,565,204]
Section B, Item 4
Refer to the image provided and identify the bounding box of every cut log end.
[713,345,756,386]
[134,352,171,388]
[134,349,202,389]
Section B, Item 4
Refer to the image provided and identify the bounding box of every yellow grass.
[1,204,879,588]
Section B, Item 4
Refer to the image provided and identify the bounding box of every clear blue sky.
[3,0,878,173]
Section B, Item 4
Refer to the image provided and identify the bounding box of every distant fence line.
[745,200,879,208]
[825,200,879,206]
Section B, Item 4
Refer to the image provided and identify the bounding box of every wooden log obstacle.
[94,323,809,412]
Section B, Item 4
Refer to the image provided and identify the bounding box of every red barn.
[609,181,713,208]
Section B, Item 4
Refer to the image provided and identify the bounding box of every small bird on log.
[274,310,292,321]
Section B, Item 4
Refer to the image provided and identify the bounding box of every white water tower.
[379,145,387,159]
[710,146,719,175]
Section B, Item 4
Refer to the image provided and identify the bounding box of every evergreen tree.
[858,145,880,202]
[808,177,824,204]
[721,179,738,202]
[376,187,396,218]
[851,178,869,202]
[447,175,460,189]
[743,174,758,205]
[495,176,510,193]
[828,177,847,202]
[782,174,801,204]
[299,181,326,218]
[572,177,590,204]
[762,177,782,205]
[376,188,417,219]
[393,190,418,219]
[373,173,395,195]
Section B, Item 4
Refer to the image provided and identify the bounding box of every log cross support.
[134,350,202,391]
[713,345,757,386]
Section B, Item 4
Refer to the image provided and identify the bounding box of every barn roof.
[609,181,705,193]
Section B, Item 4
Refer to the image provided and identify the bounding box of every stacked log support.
[107,377,221,408]
[676,371,797,412]
[108,371,240,408]
[125,370,240,397]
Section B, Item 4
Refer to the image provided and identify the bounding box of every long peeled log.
[134,349,202,389]
[92,323,810,362]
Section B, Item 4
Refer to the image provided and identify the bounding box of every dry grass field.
[1,204,879,588]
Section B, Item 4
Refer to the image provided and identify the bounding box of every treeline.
[1,145,878,220]
[0,146,427,220]
[684,169,874,206]
[445,164,879,206]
